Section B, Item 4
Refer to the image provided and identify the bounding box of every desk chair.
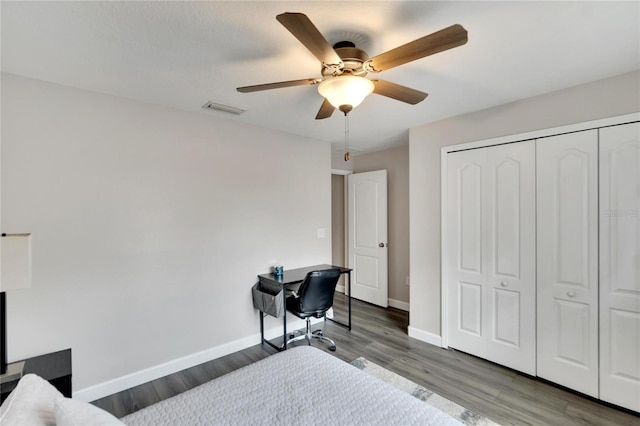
[285,269,342,351]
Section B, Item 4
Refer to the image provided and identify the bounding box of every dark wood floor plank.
[493,387,574,426]
[150,376,181,402]
[128,382,161,414]
[92,294,639,425]
[178,364,214,388]
[92,390,127,417]
[564,396,640,426]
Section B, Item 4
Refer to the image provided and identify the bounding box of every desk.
[257,264,352,351]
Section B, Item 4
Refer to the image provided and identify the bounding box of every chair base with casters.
[285,317,336,351]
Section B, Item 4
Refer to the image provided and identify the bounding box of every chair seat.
[286,296,325,319]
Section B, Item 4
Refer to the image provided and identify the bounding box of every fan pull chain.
[344,112,350,162]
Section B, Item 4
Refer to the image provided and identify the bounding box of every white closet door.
[536,130,599,397]
[485,142,536,374]
[447,148,488,360]
[447,141,536,374]
[599,122,640,412]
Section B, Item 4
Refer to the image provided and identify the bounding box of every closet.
[444,119,639,412]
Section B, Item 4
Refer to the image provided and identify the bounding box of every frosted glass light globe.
[318,76,374,110]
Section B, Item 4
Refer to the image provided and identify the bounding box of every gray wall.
[331,174,346,289]
[2,73,332,395]
[409,70,640,340]
[331,152,354,172]
[353,145,410,308]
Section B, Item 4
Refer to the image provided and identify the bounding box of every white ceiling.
[2,1,639,154]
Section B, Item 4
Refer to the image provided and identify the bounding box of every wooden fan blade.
[237,78,321,93]
[276,12,343,66]
[368,24,468,72]
[315,98,335,119]
[372,80,428,104]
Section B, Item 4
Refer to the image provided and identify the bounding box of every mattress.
[122,346,461,426]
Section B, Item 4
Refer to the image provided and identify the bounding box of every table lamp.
[1,233,32,380]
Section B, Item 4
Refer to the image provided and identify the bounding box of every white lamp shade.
[318,76,375,109]
[1,234,32,291]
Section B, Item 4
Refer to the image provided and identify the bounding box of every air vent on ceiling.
[202,101,246,115]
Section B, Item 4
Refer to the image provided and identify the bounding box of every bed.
[1,346,461,426]
[122,346,460,425]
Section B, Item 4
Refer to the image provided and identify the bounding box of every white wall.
[409,70,640,342]
[1,74,332,395]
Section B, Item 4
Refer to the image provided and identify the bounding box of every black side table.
[0,349,72,403]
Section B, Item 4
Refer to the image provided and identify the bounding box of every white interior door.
[347,170,388,307]
[599,122,640,412]
[536,130,599,397]
[446,141,536,375]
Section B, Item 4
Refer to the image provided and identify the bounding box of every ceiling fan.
[237,12,468,119]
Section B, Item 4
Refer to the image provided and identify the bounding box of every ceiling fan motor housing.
[322,42,369,77]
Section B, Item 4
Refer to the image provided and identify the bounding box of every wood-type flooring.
[93,294,639,425]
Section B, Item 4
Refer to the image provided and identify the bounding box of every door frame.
[439,112,640,349]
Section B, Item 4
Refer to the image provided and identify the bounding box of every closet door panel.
[536,130,599,397]
[493,158,521,277]
[459,282,483,336]
[554,299,591,366]
[556,152,590,285]
[599,122,640,412]
[447,149,488,359]
[493,288,520,345]
[459,163,484,275]
[485,141,536,374]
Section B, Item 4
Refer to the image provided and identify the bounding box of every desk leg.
[282,309,287,351]
[259,313,285,352]
[326,271,352,331]
[347,271,352,331]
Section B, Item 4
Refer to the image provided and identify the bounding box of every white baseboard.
[407,326,443,347]
[336,285,345,294]
[73,318,310,403]
[388,298,409,312]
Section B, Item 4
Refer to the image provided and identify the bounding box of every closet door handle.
[567,291,576,298]
[500,282,508,287]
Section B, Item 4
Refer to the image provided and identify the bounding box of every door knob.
[379,242,385,248]
[500,282,508,287]
[567,291,576,298]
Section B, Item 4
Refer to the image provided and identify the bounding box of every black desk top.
[258,264,351,286]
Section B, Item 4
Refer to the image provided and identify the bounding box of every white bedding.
[122,346,461,426]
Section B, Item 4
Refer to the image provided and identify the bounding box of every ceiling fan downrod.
[343,109,350,162]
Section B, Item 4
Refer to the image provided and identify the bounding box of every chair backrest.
[297,269,342,316]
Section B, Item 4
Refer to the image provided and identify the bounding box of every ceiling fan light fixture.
[318,75,374,111]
